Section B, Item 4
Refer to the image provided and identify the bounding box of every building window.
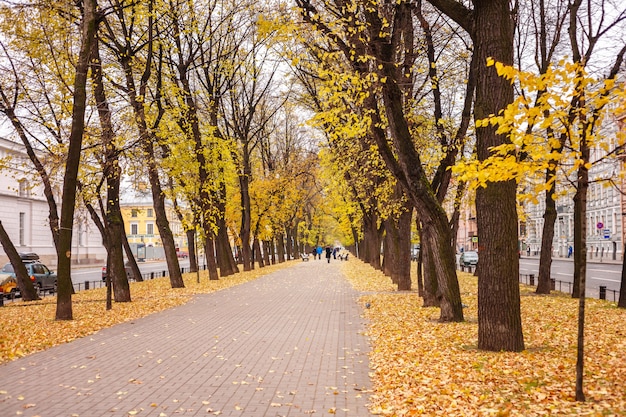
[147,208,153,217]
[131,209,138,218]
[19,212,25,246]
[18,180,29,197]
[130,223,138,235]
[146,223,154,235]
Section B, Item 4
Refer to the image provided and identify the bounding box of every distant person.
[568,245,573,258]
[332,247,337,259]
[316,245,323,260]
[325,246,332,263]
[527,247,531,256]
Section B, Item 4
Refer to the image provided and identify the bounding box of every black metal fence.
[518,273,620,302]
[1,265,208,306]
[459,266,620,303]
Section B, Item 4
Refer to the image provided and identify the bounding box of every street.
[520,257,622,300]
[70,259,192,287]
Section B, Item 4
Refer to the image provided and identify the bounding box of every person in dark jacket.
[325,246,332,263]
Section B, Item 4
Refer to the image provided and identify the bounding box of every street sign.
[603,229,611,239]
[597,222,604,229]
[471,236,478,243]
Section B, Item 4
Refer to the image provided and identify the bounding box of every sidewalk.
[0,261,372,417]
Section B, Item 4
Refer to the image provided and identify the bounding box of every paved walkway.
[0,261,372,417]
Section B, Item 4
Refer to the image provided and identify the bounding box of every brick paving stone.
[0,261,372,417]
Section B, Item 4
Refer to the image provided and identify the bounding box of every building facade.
[119,181,188,259]
[0,137,106,266]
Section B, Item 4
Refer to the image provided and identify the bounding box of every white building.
[0,136,106,267]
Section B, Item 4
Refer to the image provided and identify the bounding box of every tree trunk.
[269,239,276,264]
[619,244,626,308]
[285,226,294,260]
[380,232,390,278]
[573,160,589,401]
[417,245,424,297]
[0,221,39,301]
[419,221,440,307]
[55,0,98,320]
[215,171,238,277]
[123,234,143,282]
[362,213,381,269]
[216,216,238,277]
[262,240,271,266]
[383,203,412,290]
[449,181,465,251]
[239,149,253,271]
[276,233,286,263]
[205,235,219,280]
[253,237,264,268]
[537,173,557,294]
[91,35,131,302]
[105,214,130,302]
[187,229,198,273]
[415,217,424,297]
[472,0,524,351]
[147,160,185,288]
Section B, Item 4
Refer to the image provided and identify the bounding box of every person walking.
[325,246,332,263]
[316,245,323,260]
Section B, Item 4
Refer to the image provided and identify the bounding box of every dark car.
[1,261,57,293]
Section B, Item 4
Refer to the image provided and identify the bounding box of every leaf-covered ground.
[341,259,626,416]
[0,261,295,364]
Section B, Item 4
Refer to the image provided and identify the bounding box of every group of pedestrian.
[311,245,341,263]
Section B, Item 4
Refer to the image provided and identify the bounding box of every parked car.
[0,273,18,298]
[1,260,57,293]
[176,249,188,258]
[460,250,479,266]
[101,264,134,281]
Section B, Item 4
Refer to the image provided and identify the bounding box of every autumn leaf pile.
[342,259,626,416]
[0,261,295,364]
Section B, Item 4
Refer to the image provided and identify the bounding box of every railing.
[1,264,209,306]
[458,267,621,303]
[517,273,621,301]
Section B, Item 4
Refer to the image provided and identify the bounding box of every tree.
[87,35,132,303]
[55,0,99,320]
[0,5,67,254]
[426,0,524,350]
[222,21,286,271]
[100,0,185,288]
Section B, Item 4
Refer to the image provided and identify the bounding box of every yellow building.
[120,183,188,259]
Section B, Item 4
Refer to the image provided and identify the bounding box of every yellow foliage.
[456,59,626,193]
